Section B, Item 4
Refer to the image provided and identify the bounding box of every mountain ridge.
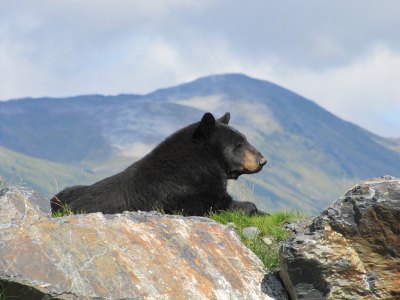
[1,73,399,213]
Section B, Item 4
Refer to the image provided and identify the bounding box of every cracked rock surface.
[0,186,272,300]
[280,176,400,300]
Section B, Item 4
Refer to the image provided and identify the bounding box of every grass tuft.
[51,202,75,218]
[208,209,305,270]
[157,176,307,271]
[50,194,85,217]
[212,176,307,270]
[50,179,85,217]
[228,175,262,206]
[0,176,7,190]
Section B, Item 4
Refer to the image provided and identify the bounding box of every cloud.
[274,45,400,137]
[0,1,400,137]
[0,0,217,99]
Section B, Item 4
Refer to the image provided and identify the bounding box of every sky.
[1,0,399,138]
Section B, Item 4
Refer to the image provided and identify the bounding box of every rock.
[279,176,400,299]
[284,217,314,234]
[261,272,290,300]
[263,237,273,245]
[0,186,274,300]
[225,222,237,229]
[242,226,260,239]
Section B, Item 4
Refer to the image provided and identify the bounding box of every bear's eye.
[236,142,244,148]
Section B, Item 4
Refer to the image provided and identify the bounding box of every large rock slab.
[0,186,272,300]
[280,176,400,299]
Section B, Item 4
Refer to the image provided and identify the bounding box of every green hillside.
[0,146,135,198]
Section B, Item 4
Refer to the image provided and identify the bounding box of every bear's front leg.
[228,200,268,216]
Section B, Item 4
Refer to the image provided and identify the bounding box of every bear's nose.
[259,158,267,166]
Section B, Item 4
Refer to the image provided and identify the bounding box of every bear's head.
[193,112,267,180]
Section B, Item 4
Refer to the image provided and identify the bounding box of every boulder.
[280,176,400,299]
[0,186,273,300]
[242,226,261,240]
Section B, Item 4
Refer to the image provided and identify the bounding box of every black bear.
[51,112,267,216]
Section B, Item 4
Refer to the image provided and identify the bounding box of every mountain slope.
[1,74,399,213]
[157,74,399,179]
[0,145,137,197]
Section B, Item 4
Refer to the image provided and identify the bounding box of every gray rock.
[242,226,261,239]
[1,186,274,300]
[284,217,314,234]
[262,237,273,245]
[261,272,290,300]
[225,222,237,229]
[280,176,400,300]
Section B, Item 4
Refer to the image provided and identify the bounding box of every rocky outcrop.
[0,186,272,300]
[5,176,399,300]
[280,176,400,299]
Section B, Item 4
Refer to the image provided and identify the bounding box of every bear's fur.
[51,112,267,216]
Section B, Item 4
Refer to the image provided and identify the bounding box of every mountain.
[1,74,399,214]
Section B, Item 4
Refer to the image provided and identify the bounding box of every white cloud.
[274,45,400,137]
[311,35,347,61]
[0,1,400,138]
[0,1,217,99]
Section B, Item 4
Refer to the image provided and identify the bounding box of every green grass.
[51,206,86,218]
[51,203,75,218]
[0,176,6,190]
[224,177,308,270]
[51,197,85,218]
[208,209,305,270]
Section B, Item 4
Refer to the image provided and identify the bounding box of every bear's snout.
[242,149,267,174]
[259,157,267,167]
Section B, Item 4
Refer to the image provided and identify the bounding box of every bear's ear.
[193,112,216,140]
[216,112,230,125]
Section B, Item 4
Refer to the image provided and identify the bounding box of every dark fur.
[51,112,267,216]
